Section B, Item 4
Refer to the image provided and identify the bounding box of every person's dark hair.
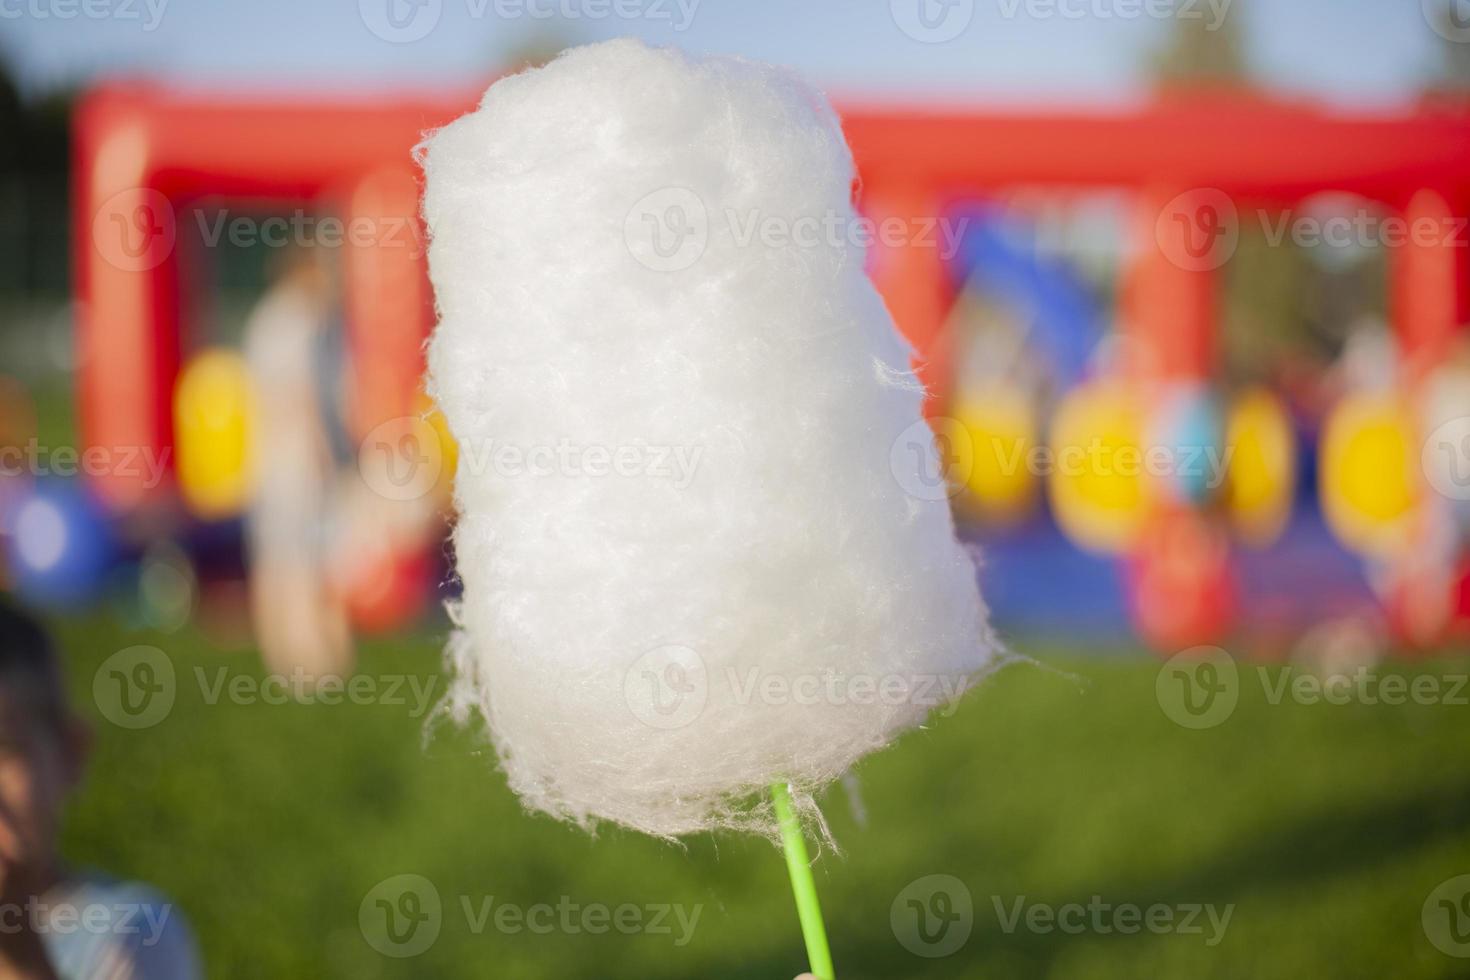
[0,598,67,734]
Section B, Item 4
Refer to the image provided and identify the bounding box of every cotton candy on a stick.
[421,39,999,839]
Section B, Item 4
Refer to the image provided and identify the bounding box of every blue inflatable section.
[1,480,117,608]
[947,206,1103,388]
[944,208,1376,640]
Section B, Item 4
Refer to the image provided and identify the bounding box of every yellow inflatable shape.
[174,349,255,519]
[949,386,1037,525]
[1225,388,1296,547]
[1320,393,1420,557]
[416,390,459,494]
[1047,382,1149,554]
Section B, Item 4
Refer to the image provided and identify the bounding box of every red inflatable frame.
[75,86,1470,511]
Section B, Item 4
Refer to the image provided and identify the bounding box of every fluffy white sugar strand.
[421,39,999,839]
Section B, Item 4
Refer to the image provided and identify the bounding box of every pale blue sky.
[0,0,1454,107]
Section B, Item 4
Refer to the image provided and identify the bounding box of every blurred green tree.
[0,52,73,299]
[1149,1,1385,388]
[1429,0,1470,92]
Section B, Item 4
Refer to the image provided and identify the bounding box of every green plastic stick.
[771,782,835,980]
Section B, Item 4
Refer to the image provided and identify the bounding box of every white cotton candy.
[421,38,1000,839]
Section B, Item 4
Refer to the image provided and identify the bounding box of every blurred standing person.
[242,244,353,684]
[1418,337,1470,635]
[1422,337,1470,538]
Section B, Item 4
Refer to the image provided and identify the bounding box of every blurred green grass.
[49,617,1470,979]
